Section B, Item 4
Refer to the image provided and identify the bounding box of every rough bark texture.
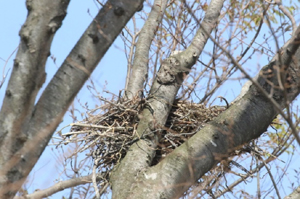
[126,0,168,99]
[110,0,225,198]
[2,0,299,198]
[113,25,300,198]
[0,0,144,198]
[110,1,300,198]
[0,0,71,197]
[0,0,70,161]
[284,186,300,199]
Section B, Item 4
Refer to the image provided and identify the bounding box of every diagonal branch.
[0,0,70,162]
[0,0,144,198]
[126,0,169,99]
[110,0,225,198]
[14,173,105,199]
[132,25,300,198]
[284,186,300,199]
[188,0,300,145]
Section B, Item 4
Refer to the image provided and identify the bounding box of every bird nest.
[57,96,226,170]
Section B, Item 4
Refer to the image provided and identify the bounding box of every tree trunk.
[110,5,300,199]
[0,0,144,198]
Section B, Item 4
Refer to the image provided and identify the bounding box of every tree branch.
[15,173,104,199]
[126,0,169,99]
[126,25,300,198]
[0,0,144,198]
[110,0,225,198]
[0,0,71,197]
[284,186,300,199]
[0,0,70,165]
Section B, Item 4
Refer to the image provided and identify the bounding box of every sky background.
[1,0,300,198]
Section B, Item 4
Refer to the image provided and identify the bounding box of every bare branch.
[110,0,225,198]
[15,173,104,199]
[266,0,297,34]
[0,0,71,197]
[190,1,300,145]
[92,160,100,198]
[127,25,300,199]
[0,46,18,89]
[0,0,70,160]
[126,0,169,99]
[262,159,282,199]
[0,0,144,198]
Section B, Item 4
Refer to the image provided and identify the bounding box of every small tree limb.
[126,0,169,99]
[14,173,104,199]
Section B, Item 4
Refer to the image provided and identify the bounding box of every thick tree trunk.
[110,0,225,198]
[0,0,71,197]
[110,4,300,199]
[0,0,144,198]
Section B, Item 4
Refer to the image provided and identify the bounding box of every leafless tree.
[1,0,300,198]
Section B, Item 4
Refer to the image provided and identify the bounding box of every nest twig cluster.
[57,96,226,171]
[156,101,225,161]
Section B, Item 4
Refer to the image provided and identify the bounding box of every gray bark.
[110,0,225,198]
[126,0,169,99]
[14,173,104,199]
[284,186,300,199]
[0,0,71,197]
[0,0,144,198]
[111,23,300,199]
